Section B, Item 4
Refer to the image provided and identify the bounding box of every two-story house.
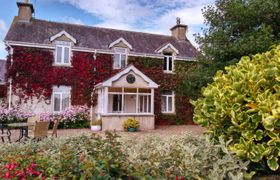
[4,1,197,130]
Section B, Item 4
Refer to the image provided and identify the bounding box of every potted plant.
[123,118,139,132]
[90,119,102,131]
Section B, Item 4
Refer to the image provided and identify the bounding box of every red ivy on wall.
[6,47,193,125]
[6,47,114,106]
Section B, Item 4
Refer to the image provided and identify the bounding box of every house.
[0,59,6,102]
[4,1,198,130]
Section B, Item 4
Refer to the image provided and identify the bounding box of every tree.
[183,0,280,99]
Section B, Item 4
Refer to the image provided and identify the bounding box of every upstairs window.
[113,47,127,69]
[163,54,173,72]
[161,90,175,113]
[55,41,71,65]
[53,86,71,113]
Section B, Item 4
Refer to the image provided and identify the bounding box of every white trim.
[108,37,133,50]
[161,90,175,114]
[155,43,179,54]
[113,47,127,69]
[5,41,196,61]
[50,30,77,44]
[54,41,71,65]
[163,54,174,73]
[52,86,71,113]
[95,65,159,89]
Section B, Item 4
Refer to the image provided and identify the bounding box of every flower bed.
[40,105,90,129]
[0,106,34,124]
[0,132,250,179]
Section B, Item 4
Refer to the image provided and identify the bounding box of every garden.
[0,45,279,179]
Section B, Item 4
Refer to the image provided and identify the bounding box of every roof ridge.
[33,18,175,39]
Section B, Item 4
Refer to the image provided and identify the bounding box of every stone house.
[4,1,197,130]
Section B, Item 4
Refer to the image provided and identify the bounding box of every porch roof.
[95,65,159,89]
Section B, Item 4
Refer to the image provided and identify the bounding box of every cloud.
[61,0,215,47]
[62,16,84,25]
[0,19,8,59]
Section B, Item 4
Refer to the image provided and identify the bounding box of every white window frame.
[161,90,175,113]
[113,47,127,69]
[163,54,174,73]
[55,41,71,66]
[52,86,71,113]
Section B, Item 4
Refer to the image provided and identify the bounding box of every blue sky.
[0,0,215,59]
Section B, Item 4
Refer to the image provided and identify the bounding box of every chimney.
[170,17,188,41]
[17,0,34,22]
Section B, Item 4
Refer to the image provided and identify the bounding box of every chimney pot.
[170,17,188,41]
[17,0,34,22]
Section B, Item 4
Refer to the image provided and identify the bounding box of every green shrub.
[191,45,280,172]
[0,132,250,179]
[123,118,140,130]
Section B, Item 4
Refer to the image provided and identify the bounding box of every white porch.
[94,65,159,131]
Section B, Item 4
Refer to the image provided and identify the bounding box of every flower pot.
[91,125,101,131]
[128,127,137,132]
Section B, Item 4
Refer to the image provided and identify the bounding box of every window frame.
[52,86,71,113]
[161,90,175,113]
[163,54,174,73]
[54,41,71,66]
[113,47,127,69]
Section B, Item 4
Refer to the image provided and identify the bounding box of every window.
[55,41,71,65]
[112,94,122,112]
[161,90,175,113]
[163,54,173,72]
[53,86,71,112]
[113,48,126,69]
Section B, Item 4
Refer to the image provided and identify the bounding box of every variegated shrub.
[191,45,280,172]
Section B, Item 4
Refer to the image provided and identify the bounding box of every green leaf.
[267,157,279,171]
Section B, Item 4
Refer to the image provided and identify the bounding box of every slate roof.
[0,59,6,84]
[5,18,198,58]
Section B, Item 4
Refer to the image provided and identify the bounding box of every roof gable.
[95,65,159,88]
[155,43,179,54]
[108,37,133,50]
[50,30,77,43]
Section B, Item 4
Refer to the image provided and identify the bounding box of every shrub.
[191,46,280,172]
[123,118,140,130]
[0,133,250,179]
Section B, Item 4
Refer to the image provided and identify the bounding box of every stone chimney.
[170,17,188,41]
[17,0,34,22]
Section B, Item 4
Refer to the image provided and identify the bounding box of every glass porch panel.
[138,88,151,93]
[138,95,151,113]
[109,87,122,93]
[124,88,137,93]
[108,94,122,113]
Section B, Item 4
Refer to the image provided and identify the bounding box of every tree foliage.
[184,0,280,99]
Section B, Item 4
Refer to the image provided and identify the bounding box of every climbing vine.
[6,47,114,106]
[6,47,196,125]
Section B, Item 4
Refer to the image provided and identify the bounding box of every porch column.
[151,88,154,114]
[136,88,139,113]
[104,87,108,114]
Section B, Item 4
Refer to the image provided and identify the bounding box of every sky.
[0,0,215,59]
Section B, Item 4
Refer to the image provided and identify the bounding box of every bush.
[123,118,140,130]
[191,46,280,172]
[0,132,250,179]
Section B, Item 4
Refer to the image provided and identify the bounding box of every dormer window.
[55,41,71,65]
[113,47,127,69]
[163,53,173,72]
